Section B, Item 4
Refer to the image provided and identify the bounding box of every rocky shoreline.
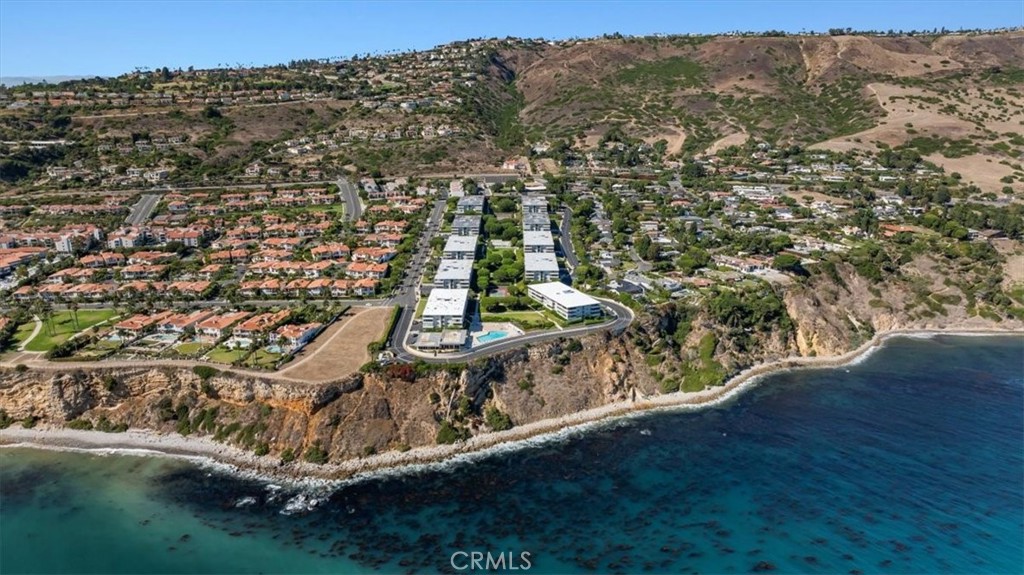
[2,327,1021,485]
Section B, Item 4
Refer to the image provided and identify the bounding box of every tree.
[635,235,652,258]
[485,406,513,431]
[643,241,661,262]
[69,301,80,330]
[36,300,55,336]
[772,254,806,276]
[680,162,706,180]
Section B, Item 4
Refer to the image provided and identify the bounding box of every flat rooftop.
[522,195,549,208]
[434,258,474,281]
[523,230,554,247]
[451,215,481,229]
[529,281,600,308]
[443,234,479,252]
[457,195,486,208]
[524,251,559,272]
[422,288,470,317]
[416,330,468,348]
[523,212,550,226]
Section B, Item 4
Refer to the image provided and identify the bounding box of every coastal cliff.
[1,254,1020,470]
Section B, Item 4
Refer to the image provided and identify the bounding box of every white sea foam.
[279,493,323,515]
[5,330,1020,488]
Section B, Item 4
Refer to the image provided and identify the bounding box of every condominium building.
[421,288,470,330]
[528,281,602,321]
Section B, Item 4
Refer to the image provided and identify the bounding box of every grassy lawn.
[205,345,247,365]
[10,321,38,350]
[172,342,206,356]
[481,310,558,331]
[73,339,122,360]
[415,297,427,318]
[24,309,117,352]
[482,310,546,321]
[246,349,282,369]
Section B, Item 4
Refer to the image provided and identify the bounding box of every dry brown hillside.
[495,31,1024,189]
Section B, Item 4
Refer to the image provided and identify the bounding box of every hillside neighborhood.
[1,30,1022,383]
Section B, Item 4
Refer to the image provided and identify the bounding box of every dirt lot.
[278,306,393,382]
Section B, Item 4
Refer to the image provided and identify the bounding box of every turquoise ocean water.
[2,335,1022,574]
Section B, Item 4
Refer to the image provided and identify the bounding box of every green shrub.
[214,421,241,441]
[176,418,192,436]
[280,447,296,463]
[192,365,220,381]
[68,418,94,430]
[303,441,329,464]
[485,406,513,431]
[436,420,469,444]
[0,410,12,429]
[253,442,270,456]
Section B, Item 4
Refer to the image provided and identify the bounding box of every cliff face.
[0,331,655,462]
[0,255,1018,465]
[784,256,1021,357]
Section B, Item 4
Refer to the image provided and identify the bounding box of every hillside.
[1,31,1021,190]
[489,31,1023,185]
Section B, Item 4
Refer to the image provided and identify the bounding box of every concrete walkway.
[17,316,42,352]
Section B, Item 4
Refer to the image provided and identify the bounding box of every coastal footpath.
[2,259,1023,480]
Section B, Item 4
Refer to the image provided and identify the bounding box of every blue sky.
[1,0,1021,76]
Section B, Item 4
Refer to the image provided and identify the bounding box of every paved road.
[386,197,448,358]
[628,248,654,273]
[125,193,161,225]
[382,194,635,365]
[336,177,363,221]
[559,207,580,270]
[392,296,634,364]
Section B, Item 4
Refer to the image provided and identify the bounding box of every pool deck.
[469,322,525,348]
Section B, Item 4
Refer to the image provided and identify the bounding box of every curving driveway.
[392,297,634,364]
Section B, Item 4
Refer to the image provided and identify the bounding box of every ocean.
[2,334,1022,574]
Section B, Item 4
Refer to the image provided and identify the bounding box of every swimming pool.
[477,331,508,343]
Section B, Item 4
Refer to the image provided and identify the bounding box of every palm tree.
[69,301,80,330]
[38,300,55,336]
[249,332,268,368]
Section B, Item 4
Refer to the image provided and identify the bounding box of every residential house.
[158,310,216,334]
[270,323,323,351]
[196,311,251,339]
[232,310,292,338]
